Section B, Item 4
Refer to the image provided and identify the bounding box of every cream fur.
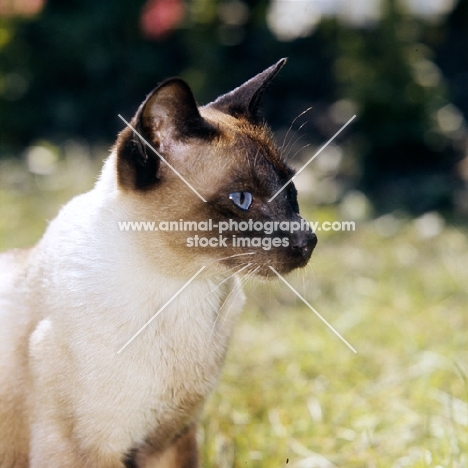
[0,152,245,467]
[0,60,307,467]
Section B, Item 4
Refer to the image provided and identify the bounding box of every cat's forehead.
[199,106,247,136]
[200,106,290,173]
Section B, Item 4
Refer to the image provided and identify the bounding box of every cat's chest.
[108,328,215,446]
[75,278,244,454]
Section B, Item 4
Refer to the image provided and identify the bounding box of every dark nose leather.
[291,230,317,261]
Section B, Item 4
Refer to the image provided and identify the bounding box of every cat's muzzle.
[287,229,317,268]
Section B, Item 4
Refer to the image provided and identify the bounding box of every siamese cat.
[0,59,317,468]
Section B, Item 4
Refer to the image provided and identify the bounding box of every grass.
[1,153,467,467]
[203,222,468,468]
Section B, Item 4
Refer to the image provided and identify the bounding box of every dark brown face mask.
[115,58,316,277]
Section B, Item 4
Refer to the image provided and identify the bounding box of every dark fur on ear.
[116,125,159,191]
[209,58,287,123]
[117,78,218,191]
[140,78,218,141]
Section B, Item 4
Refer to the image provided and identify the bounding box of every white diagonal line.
[268,114,356,202]
[118,114,207,203]
[117,266,206,354]
[269,266,357,353]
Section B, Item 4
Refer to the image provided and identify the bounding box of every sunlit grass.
[1,155,467,467]
[203,221,468,467]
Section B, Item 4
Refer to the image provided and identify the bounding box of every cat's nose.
[291,231,317,260]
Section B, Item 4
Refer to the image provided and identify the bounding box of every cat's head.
[114,59,317,278]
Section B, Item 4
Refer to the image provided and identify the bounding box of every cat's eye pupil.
[229,191,252,211]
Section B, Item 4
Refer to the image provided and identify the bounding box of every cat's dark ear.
[116,78,217,190]
[208,58,287,123]
[139,78,218,141]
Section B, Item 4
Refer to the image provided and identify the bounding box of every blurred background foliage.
[1,2,467,466]
[1,0,468,215]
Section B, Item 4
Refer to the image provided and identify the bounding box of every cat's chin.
[218,257,312,280]
[218,233,317,278]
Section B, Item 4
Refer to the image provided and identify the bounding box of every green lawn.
[203,219,468,467]
[1,155,467,467]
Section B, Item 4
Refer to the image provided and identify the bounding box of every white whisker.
[208,268,250,345]
[284,121,309,157]
[281,106,313,152]
[290,142,312,161]
[216,251,256,262]
[205,263,252,299]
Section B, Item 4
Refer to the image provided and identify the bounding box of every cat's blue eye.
[229,191,253,211]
